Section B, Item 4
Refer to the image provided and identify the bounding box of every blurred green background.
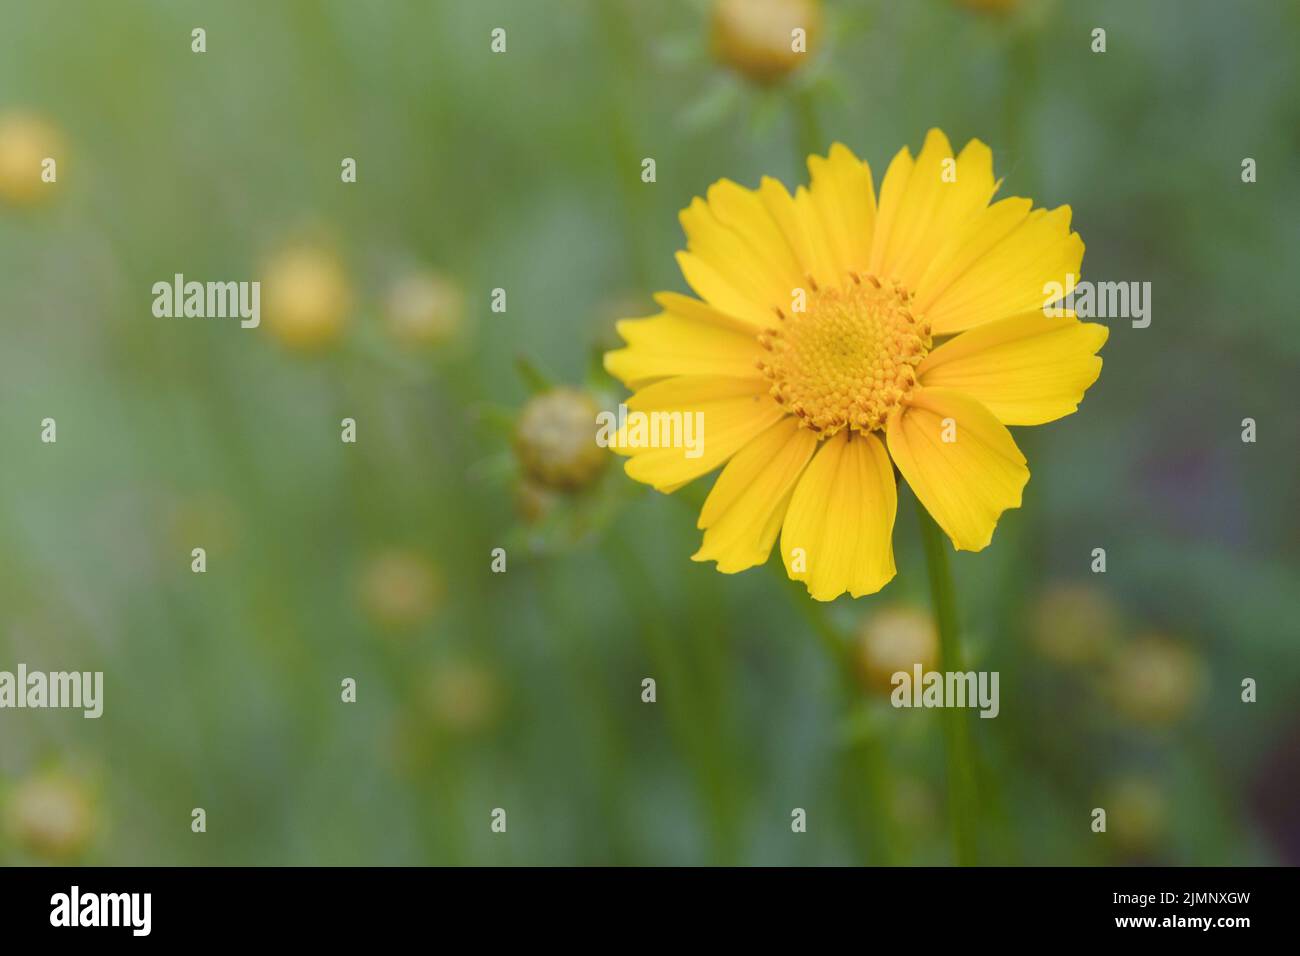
[1,0,1297,865]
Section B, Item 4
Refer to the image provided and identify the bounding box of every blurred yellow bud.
[513,388,607,491]
[5,771,96,860]
[262,246,352,350]
[711,0,822,85]
[0,111,64,206]
[1102,776,1166,853]
[856,605,938,693]
[384,270,465,348]
[1109,634,1203,726]
[426,660,502,734]
[358,549,442,631]
[1029,582,1119,666]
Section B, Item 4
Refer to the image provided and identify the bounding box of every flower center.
[757,274,931,437]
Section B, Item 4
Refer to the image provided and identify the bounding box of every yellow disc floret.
[758,274,931,436]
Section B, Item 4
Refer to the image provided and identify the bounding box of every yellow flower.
[0,111,63,206]
[604,130,1105,600]
[711,0,822,85]
[5,771,97,860]
[262,245,352,350]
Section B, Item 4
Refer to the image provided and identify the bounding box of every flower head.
[1109,634,1203,727]
[710,0,823,85]
[513,387,608,492]
[604,130,1105,600]
[425,660,502,734]
[358,549,443,631]
[5,770,97,859]
[856,604,938,692]
[1029,582,1119,665]
[262,245,352,350]
[0,111,63,207]
[384,269,465,348]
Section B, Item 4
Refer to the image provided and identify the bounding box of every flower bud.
[358,549,442,631]
[262,245,352,350]
[1029,582,1119,666]
[1109,634,1202,726]
[856,605,938,693]
[384,270,465,348]
[513,388,607,491]
[711,0,822,86]
[5,771,96,860]
[0,111,63,207]
[426,660,502,735]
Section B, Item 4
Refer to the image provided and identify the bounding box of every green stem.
[791,86,823,168]
[766,561,898,862]
[915,499,979,866]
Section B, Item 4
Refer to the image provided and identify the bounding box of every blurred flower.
[513,387,607,492]
[711,0,823,85]
[5,770,97,860]
[0,111,63,206]
[1102,776,1166,854]
[425,659,502,735]
[262,245,352,350]
[387,660,503,774]
[856,605,938,692]
[384,269,465,349]
[358,549,442,631]
[1109,634,1203,727]
[1029,582,1119,666]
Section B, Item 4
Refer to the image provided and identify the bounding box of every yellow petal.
[758,176,839,292]
[652,290,756,334]
[867,130,998,290]
[676,250,779,329]
[605,306,762,388]
[704,179,804,288]
[886,388,1028,552]
[780,431,897,601]
[806,142,877,277]
[914,199,1084,335]
[692,416,818,573]
[917,310,1108,425]
[618,376,783,493]
[678,180,804,321]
